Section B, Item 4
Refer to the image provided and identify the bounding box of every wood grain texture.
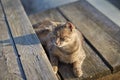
[0,3,22,79]
[59,2,120,73]
[29,8,110,80]
[78,0,120,43]
[0,21,23,80]
[1,0,58,80]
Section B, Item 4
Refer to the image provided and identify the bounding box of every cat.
[33,20,86,77]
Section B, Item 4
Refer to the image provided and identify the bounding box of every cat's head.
[52,22,76,47]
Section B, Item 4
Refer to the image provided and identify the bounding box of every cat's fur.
[33,20,86,77]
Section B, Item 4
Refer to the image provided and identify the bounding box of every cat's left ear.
[65,22,75,31]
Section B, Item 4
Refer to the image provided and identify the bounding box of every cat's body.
[33,20,86,77]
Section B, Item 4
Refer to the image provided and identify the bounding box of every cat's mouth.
[54,42,63,47]
[56,42,60,46]
[55,43,61,47]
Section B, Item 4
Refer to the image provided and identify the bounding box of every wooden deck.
[0,0,57,80]
[0,0,120,80]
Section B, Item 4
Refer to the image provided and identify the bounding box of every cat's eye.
[60,38,65,41]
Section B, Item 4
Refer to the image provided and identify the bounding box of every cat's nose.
[56,39,60,46]
[56,41,60,46]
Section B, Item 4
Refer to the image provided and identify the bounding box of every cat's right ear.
[65,22,75,31]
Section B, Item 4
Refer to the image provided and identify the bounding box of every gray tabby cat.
[33,20,86,77]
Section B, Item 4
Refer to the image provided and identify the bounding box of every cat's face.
[53,22,75,47]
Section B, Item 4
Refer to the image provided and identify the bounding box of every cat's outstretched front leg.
[49,53,58,74]
[73,59,84,77]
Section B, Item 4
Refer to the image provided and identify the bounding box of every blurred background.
[21,0,78,15]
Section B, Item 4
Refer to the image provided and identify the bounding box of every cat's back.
[33,20,61,46]
[33,20,55,32]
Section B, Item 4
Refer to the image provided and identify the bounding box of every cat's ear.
[65,22,75,31]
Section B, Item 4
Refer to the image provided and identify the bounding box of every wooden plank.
[77,0,120,43]
[29,9,66,25]
[29,8,110,80]
[0,21,23,80]
[97,71,120,80]
[59,2,120,73]
[86,0,120,27]
[0,3,22,80]
[1,0,58,80]
[59,42,110,80]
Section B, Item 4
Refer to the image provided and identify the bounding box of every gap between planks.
[79,0,120,43]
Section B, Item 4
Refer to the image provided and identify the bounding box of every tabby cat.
[33,20,86,77]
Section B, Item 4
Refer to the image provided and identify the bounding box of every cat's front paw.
[53,66,58,74]
[73,67,83,77]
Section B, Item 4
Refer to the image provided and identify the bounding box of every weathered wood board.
[1,0,58,80]
[78,0,120,43]
[29,8,110,80]
[0,3,22,80]
[86,0,120,27]
[59,1,120,73]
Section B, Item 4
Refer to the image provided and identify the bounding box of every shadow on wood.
[0,33,41,45]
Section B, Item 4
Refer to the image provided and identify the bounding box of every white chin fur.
[54,43,63,47]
